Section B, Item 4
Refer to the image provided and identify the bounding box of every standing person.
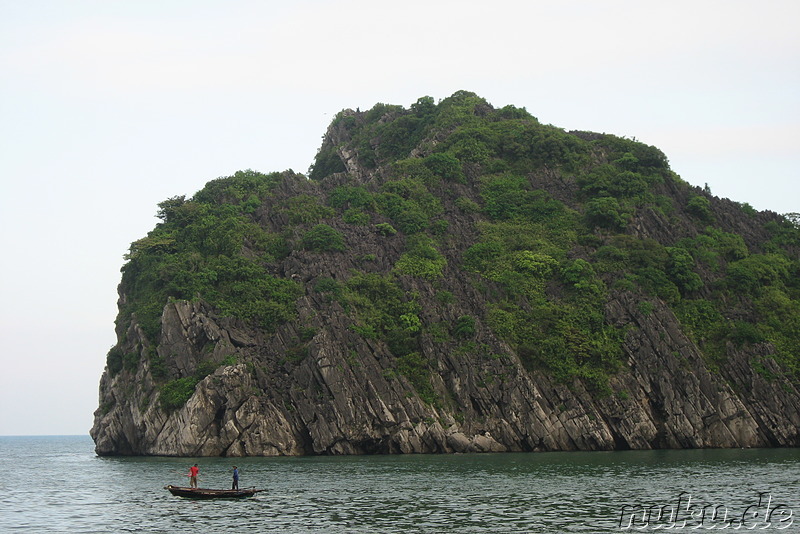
[231,466,239,490]
[188,464,199,488]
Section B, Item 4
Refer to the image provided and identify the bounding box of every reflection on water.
[0,436,798,533]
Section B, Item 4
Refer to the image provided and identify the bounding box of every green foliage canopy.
[120,171,300,340]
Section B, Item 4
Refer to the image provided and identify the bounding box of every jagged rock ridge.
[91,92,800,456]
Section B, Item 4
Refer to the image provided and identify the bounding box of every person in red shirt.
[188,464,199,488]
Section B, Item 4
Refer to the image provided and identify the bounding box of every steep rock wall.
[92,291,799,456]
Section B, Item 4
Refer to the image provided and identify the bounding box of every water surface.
[0,436,797,532]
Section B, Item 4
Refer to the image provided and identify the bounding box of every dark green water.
[0,436,797,532]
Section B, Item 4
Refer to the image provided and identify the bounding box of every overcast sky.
[1,0,797,436]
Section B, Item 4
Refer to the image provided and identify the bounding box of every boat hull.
[164,485,263,499]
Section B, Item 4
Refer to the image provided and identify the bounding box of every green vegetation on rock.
[119,170,301,341]
[114,91,800,410]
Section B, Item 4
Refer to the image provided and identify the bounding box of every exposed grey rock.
[91,286,800,456]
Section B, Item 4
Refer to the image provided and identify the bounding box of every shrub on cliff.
[301,224,346,252]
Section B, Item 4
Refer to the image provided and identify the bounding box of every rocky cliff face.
[91,294,800,456]
[91,93,800,456]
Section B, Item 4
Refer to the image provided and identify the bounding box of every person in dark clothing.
[232,466,239,490]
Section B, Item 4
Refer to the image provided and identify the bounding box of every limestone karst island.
[91,92,800,457]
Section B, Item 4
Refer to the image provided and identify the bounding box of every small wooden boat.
[164,485,264,499]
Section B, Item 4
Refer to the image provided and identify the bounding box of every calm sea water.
[0,436,797,533]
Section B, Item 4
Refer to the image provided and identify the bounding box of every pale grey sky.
[1,0,797,435]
